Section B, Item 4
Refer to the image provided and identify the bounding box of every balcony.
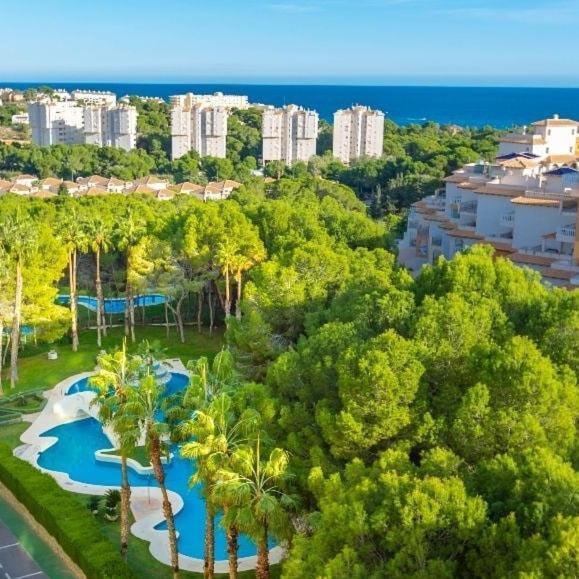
[500,212,515,228]
[556,224,576,244]
[460,200,478,213]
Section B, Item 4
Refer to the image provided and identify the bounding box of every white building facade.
[29,95,137,150]
[171,95,229,160]
[262,105,319,165]
[170,92,249,110]
[398,116,579,289]
[333,106,384,163]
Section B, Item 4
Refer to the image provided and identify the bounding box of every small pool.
[57,294,168,314]
[40,372,266,561]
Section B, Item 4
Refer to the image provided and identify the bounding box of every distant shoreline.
[4,83,579,127]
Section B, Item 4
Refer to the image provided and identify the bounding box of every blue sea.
[5,82,579,128]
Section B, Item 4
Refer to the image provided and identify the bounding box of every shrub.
[0,445,137,578]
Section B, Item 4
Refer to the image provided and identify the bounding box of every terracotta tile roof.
[543,154,579,164]
[446,229,484,240]
[444,173,469,183]
[485,240,515,253]
[439,223,457,230]
[542,268,577,281]
[40,177,62,187]
[9,184,31,193]
[542,231,557,239]
[138,175,168,186]
[155,189,176,200]
[499,157,539,169]
[129,184,156,194]
[473,184,525,198]
[511,197,560,207]
[532,118,578,127]
[509,253,555,266]
[87,175,109,186]
[15,174,36,180]
[172,181,205,193]
[500,133,545,145]
[457,182,480,190]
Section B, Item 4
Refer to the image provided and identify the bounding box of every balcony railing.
[556,224,576,243]
[500,212,515,227]
[460,200,478,213]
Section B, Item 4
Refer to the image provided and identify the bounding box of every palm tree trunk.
[10,258,23,388]
[197,291,203,332]
[70,250,79,352]
[95,247,104,346]
[129,293,136,343]
[207,284,214,335]
[124,282,131,339]
[120,454,131,560]
[224,268,231,318]
[165,299,170,338]
[150,437,179,577]
[256,522,269,579]
[204,502,215,579]
[225,517,238,579]
[0,319,4,396]
[235,270,242,320]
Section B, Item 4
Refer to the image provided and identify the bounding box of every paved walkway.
[0,519,48,579]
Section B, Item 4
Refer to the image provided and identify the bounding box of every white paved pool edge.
[13,359,284,573]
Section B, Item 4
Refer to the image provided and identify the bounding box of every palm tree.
[59,208,88,352]
[115,209,146,343]
[184,350,238,409]
[214,437,295,579]
[217,240,239,319]
[0,246,13,396]
[87,215,112,347]
[90,341,142,560]
[180,394,259,579]
[122,373,180,578]
[0,214,35,388]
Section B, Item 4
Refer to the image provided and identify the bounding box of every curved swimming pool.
[39,373,264,561]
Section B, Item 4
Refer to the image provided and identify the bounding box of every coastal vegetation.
[0,173,576,577]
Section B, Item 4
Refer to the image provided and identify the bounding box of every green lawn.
[0,421,28,448]
[1,325,225,396]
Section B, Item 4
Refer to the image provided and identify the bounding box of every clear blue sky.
[2,0,578,86]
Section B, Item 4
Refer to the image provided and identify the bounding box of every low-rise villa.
[398,115,579,288]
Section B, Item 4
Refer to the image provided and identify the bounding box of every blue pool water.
[57,294,168,314]
[39,373,263,561]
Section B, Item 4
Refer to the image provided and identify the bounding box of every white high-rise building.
[171,95,228,160]
[170,92,249,110]
[29,97,137,150]
[28,100,85,146]
[333,106,385,163]
[262,105,319,165]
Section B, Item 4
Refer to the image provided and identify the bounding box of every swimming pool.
[57,294,168,314]
[38,372,266,562]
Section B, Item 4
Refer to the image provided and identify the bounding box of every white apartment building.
[28,100,85,146]
[72,90,117,106]
[171,97,229,160]
[11,112,29,125]
[333,106,385,163]
[398,116,579,289]
[262,105,319,165]
[170,92,249,110]
[29,97,137,150]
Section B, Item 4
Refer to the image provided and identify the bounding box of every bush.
[0,445,137,578]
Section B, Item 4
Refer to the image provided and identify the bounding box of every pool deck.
[13,360,284,573]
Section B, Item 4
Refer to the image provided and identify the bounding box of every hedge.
[0,444,137,578]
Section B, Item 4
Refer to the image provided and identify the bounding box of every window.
[546,147,550,153]
[548,129,551,135]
